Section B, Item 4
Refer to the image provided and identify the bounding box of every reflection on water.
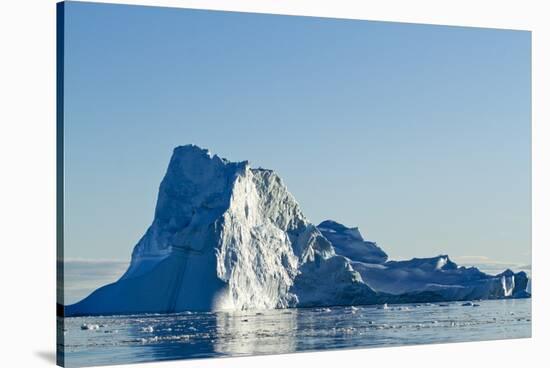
[61,299,531,367]
[214,309,297,355]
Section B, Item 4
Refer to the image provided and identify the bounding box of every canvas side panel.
[56,2,66,367]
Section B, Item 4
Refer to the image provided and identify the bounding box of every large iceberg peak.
[66,145,377,316]
[127,145,248,267]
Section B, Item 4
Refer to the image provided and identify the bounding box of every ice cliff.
[65,145,530,316]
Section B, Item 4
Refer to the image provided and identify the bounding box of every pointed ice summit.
[65,145,530,316]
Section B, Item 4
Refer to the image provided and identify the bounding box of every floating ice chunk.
[81,323,99,330]
[393,306,411,311]
[377,303,389,310]
[141,326,154,333]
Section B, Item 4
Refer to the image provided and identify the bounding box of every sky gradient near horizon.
[62,2,531,266]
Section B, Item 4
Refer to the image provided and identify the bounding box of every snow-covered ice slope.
[317,220,529,302]
[351,256,529,302]
[65,145,375,316]
[315,219,529,302]
[318,220,388,264]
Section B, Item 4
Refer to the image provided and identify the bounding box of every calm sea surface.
[60,298,531,367]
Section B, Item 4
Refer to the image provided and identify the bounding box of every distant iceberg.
[65,145,530,316]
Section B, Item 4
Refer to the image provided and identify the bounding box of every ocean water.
[59,298,531,367]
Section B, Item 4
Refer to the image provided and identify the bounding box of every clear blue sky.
[62,2,531,266]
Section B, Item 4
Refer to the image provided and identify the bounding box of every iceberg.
[65,145,530,316]
[66,145,376,316]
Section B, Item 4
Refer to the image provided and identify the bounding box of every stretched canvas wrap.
[56,1,532,367]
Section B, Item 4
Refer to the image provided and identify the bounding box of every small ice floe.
[350,306,359,314]
[377,303,389,310]
[394,306,411,311]
[141,326,154,333]
[81,323,99,330]
[320,307,332,312]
